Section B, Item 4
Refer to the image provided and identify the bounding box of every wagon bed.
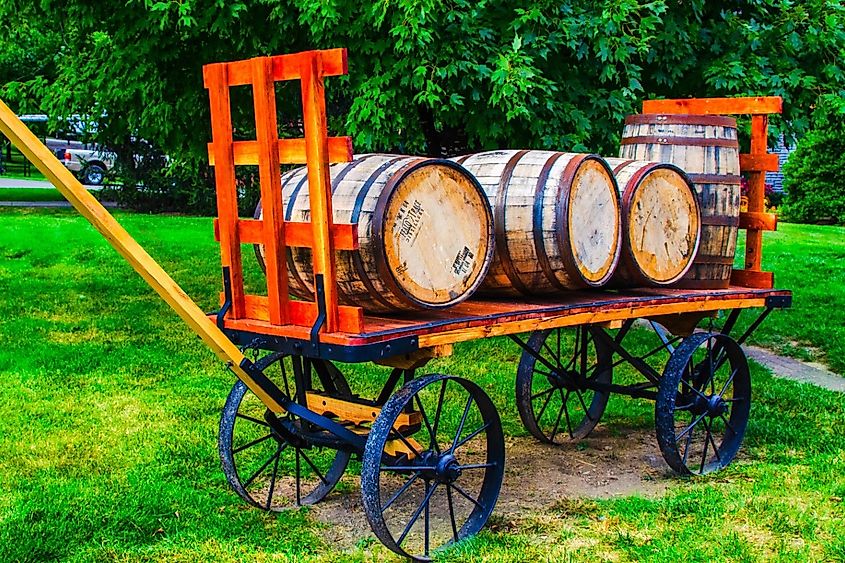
[217,286,791,362]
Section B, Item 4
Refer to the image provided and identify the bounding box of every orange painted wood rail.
[203,48,363,334]
[642,96,782,289]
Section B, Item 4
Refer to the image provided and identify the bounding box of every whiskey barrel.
[619,114,740,288]
[255,154,494,313]
[453,150,622,294]
[605,158,701,287]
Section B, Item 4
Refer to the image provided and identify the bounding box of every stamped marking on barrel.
[452,246,474,276]
[396,198,424,245]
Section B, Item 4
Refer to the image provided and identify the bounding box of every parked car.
[57,144,116,186]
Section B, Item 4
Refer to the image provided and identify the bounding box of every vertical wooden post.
[300,53,339,332]
[204,63,246,319]
[251,56,289,324]
[744,115,768,272]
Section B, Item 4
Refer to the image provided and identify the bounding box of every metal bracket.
[217,266,233,329]
[310,274,328,354]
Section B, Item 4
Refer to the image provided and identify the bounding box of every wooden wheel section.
[361,374,505,561]
[516,326,612,443]
[218,352,352,510]
[655,332,751,475]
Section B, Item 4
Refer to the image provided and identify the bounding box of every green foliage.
[780,95,845,224]
[1,1,845,212]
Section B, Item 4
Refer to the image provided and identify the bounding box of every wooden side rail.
[203,49,362,333]
[643,96,782,289]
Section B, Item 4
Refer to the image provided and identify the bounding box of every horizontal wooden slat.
[643,96,783,116]
[213,218,358,250]
[225,293,364,333]
[739,211,777,231]
[739,153,779,172]
[204,49,348,88]
[208,136,353,166]
[731,269,774,289]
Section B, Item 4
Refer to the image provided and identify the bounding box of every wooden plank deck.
[216,286,791,348]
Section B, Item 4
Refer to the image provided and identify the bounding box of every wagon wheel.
[516,326,613,443]
[361,374,505,561]
[655,332,751,475]
[218,352,352,510]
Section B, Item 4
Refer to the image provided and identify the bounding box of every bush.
[780,95,845,225]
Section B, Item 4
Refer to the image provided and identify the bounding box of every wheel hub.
[690,393,728,417]
[417,451,462,484]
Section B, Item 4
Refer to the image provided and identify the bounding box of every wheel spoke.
[415,395,439,452]
[681,421,694,466]
[446,483,459,542]
[233,433,274,454]
[430,379,448,447]
[535,385,556,422]
[457,462,496,470]
[265,443,282,509]
[719,413,738,436]
[244,444,284,488]
[681,378,709,401]
[236,413,269,427]
[397,482,439,546]
[424,481,431,556]
[549,392,567,442]
[450,482,483,511]
[390,428,423,458]
[530,387,556,401]
[574,388,593,421]
[384,465,436,472]
[704,419,721,464]
[295,449,302,505]
[699,423,710,474]
[719,368,739,397]
[707,337,715,395]
[451,395,475,453]
[299,449,329,485]
[280,359,291,398]
[561,392,574,439]
[382,471,422,513]
[452,421,491,453]
[675,412,708,442]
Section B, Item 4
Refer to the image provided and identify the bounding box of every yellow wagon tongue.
[0,97,285,411]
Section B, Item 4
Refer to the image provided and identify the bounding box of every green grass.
[0,187,85,203]
[734,222,845,373]
[0,209,843,562]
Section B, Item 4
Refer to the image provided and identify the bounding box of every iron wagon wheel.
[218,352,352,511]
[655,332,751,475]
[361,374,505,561]
[515,325,613,444]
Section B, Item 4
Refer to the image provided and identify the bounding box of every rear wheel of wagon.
[361,374,505,561]
[655,332,751,475]
[515,326,613,443]
[218,352,352,510]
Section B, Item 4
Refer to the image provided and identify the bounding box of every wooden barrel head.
[374,160,493,308]
[607,158,701,285]
[565,157,621,286]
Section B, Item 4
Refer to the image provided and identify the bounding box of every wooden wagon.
[0,48,789,561]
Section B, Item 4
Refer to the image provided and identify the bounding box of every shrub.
[780,95,845,225]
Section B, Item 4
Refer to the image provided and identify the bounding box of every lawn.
[1,147,48,182]
[0,209,843,562]
[0,187,103,203]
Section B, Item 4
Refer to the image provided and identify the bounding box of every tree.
[1,1,844,211]
[780,95,845,224]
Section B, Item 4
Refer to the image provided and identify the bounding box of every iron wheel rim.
[655,332,751,475]
[361,374,505,561]
[516,326,612,443]
[218,353,352,510]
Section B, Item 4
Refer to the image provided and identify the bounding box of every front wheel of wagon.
[515,325,613,444]
[219,353,352,510]
[361,374,505,562]
[655,332,751,475]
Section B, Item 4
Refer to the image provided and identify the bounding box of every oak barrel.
[619,114,740,288]
[255,154,494,313]
[453,150,622,294]
[605,158,701,286]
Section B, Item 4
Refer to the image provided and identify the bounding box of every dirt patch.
[310,427,671,549]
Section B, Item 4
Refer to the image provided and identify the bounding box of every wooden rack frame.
[642,96,782,289]
[203,48,364,336]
